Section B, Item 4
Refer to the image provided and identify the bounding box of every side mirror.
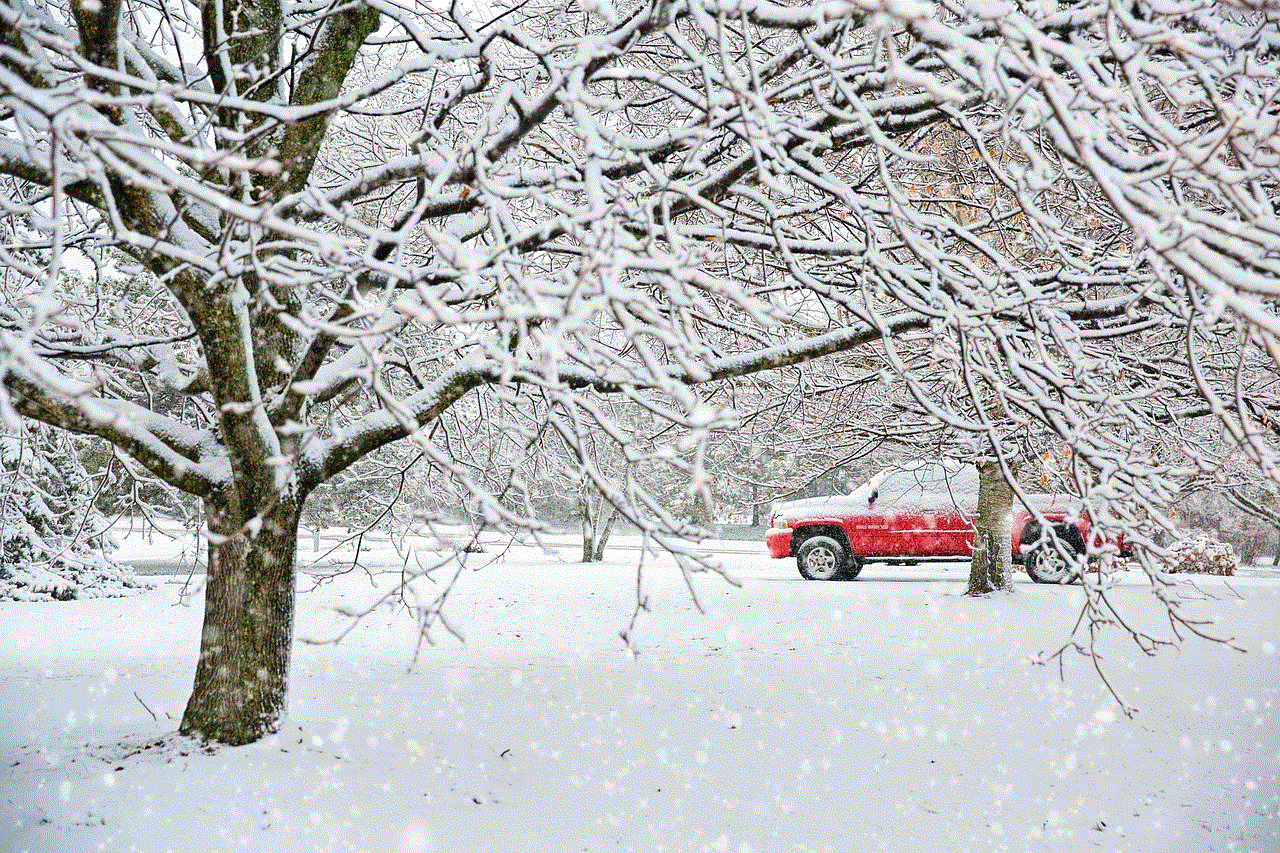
[867,489,878,508]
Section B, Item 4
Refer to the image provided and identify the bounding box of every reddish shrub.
[1163,536,1237,576]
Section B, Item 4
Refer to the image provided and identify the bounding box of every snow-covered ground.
[2,529,1277,853]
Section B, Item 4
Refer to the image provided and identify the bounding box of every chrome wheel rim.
[805,546,839,579]
[1032,548,1070,583]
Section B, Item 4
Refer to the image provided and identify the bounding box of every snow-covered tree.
[2,0,1277,743]
[1178,448,1280,566]
[0,424,143,600]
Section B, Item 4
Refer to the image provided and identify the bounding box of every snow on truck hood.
[768,493,872,523]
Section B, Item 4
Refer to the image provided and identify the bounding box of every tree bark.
[179,497,300,745]
[966,459,1017,596]
[591,506,618,562]
[581,494,594,563]
[580,488,618,563]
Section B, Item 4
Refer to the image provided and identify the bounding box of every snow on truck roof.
[851,461,979,503]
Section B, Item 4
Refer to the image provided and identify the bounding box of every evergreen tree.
[0,425,145,601]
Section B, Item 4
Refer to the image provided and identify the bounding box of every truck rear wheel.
[1022,523,1085,584]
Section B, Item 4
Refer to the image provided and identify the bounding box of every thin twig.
[134,691,158,722]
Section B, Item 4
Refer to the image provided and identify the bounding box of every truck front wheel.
[796,535,860,581]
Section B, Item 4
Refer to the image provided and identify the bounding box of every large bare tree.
[2,0,1277,743]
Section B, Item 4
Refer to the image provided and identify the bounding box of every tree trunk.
[590,505,618,561]
[581,494,594,563]
[179,497,300,745]
[580,486,618,563]
[966,459,1017,596]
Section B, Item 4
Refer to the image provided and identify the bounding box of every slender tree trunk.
[591,505,618,561]
[967,459,1017,596]
[580,488,618,563]
[179,497,300,745]
[581,493,594,563]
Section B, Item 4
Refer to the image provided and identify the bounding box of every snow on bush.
[1,426,150,601]
[1162,536,1237,576]
[0,558,150,602]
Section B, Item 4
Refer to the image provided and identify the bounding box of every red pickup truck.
[765,462,1090,583]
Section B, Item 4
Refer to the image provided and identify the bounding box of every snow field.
[1,540,1277,853]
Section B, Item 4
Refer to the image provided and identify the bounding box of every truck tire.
[1023,523,1085,584]
[796,535,856,581]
